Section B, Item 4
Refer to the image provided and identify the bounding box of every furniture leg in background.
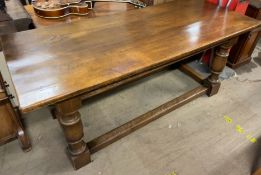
[228,0,261,68]
[0,73,31,152]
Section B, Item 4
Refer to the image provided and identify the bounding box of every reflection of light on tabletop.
[185,22,202,43]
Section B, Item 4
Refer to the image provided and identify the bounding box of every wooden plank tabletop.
[1,0,261,113]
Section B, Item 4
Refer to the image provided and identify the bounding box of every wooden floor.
[0,43,261,175]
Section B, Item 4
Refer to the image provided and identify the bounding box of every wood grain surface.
[1,0,261,113]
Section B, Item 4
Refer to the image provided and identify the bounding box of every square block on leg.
[67,147,91,170]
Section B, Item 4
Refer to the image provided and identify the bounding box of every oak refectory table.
[1,0,260,170]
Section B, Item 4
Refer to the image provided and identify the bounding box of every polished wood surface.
[25,2,136,27]
[2,0,261,170]
[2,0,260,114]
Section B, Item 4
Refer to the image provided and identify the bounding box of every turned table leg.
[14,107,32,152]
[204,39,236,96]
[17,128,32,152]
[55,97,91,170]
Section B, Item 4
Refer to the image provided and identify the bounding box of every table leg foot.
[204,80,221,97]
[67,147,91,170]
[56,97,91,170]
[17,128,32,152]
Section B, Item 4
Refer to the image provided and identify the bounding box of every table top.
[24,2,136,28]
[2,0,261,113]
